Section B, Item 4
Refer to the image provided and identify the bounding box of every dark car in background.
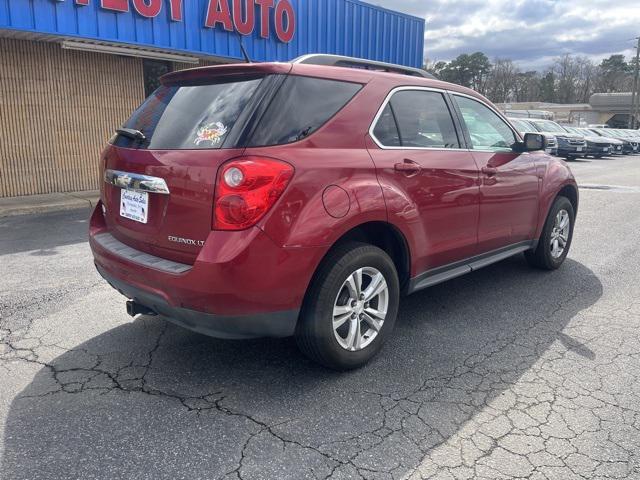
[589,128,636,154]
[509,118,558,155]
[563,126,614,158]
[527,119,587,160]
[571,127,623,155]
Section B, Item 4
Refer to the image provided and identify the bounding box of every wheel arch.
[557,183,579,215]
[304,221,412,304]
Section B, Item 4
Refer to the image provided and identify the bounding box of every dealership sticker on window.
[194,122,228,146]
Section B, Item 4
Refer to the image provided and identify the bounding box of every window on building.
[143,60,172,98]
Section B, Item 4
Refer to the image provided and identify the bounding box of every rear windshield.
[246,76,362,147]
[113,76,263,150]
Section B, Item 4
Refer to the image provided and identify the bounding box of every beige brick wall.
[0,38,145,197]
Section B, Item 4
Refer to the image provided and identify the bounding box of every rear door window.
[246,76,362,146]
[372,90,460,149]
[114,76,264,150]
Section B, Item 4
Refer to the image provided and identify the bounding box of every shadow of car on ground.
[1,257,602,479]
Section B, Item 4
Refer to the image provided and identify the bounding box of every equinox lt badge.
[168,236,205,247]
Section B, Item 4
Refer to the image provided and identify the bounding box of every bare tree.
[485,59,519,103]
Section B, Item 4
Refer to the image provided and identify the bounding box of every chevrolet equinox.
[90,55,578,370]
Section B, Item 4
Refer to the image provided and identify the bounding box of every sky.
[373,0,640,70]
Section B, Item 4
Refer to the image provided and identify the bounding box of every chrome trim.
[104,169,170,195]
[368,86,522,153]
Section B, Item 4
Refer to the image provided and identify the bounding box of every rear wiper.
[116,128,146,141]
[296,126,313,141]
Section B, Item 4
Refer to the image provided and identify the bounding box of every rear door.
[101,74,270,264]
[451,94,540,253]
[367,87,480,273]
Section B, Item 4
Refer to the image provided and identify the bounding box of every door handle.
[394,159,422,176]
[481,166,498,176]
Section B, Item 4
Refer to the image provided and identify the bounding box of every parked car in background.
[618,129,640,150]
[89,56,578,370]
[526,119,587,160]
[562,126,614,158]
[509,118,558,155]
[570,127,624,155]
[589,128,636,154]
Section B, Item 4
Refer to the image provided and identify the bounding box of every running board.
[407,241,535,294]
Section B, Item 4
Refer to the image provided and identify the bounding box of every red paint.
[205,0,234,30]
[75,0,90,5]
[255,0,274,38]
[168,0,182,21]
[233,0,255,36]
[101,0,128,12]
[90,61,577,329]
[132,0,162,18]
[274,0,294,43]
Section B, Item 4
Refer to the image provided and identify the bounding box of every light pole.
[630,37,640,129]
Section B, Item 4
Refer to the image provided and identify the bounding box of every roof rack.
[292,54,436,80]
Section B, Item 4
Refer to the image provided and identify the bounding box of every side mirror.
[522,132,546,151]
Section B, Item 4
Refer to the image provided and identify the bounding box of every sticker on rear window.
[194,122,228,146]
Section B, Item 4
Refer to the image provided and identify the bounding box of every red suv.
[89,56,578,370]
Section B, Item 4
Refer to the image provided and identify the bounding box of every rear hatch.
[101,64,290,265]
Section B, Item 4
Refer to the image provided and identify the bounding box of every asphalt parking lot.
[1,155,640,480]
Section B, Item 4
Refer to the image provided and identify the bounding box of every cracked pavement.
[1,156,640,479]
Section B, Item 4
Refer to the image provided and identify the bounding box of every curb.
[0,191,100,218]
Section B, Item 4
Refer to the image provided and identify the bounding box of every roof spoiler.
[292,54,436,80]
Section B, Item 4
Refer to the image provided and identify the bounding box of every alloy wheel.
[550,209,570,259]
[332,267,389,351]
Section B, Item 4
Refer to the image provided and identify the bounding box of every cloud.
[372,0,640,69]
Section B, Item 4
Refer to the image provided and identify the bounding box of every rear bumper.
[97,265,298,339]
[89,202,326,338]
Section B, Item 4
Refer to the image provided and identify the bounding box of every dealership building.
[0,0,425,198]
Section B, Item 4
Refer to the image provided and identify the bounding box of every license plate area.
[120,189,149,224]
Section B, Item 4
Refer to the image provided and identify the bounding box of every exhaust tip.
[126,300,157,317]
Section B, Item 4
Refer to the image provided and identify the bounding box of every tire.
[295,242,400,370]
[525,196,575,270]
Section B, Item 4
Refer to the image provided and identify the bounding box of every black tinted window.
[373,105,401,146]
[114,77,263,150]
[376,91,460,148]
[247,76,361,146]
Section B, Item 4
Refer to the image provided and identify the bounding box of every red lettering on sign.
[233,0,255,36]
[168,0,183,21]
[255,0,274,39]
[132,0,162,17]
[100,0,129,12]
[75,0,90,5]
[274,0,294,43]
[205,0,234,31]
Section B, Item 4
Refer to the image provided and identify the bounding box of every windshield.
[530,120,566,133]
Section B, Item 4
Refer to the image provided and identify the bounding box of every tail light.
[213,156,294,230]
